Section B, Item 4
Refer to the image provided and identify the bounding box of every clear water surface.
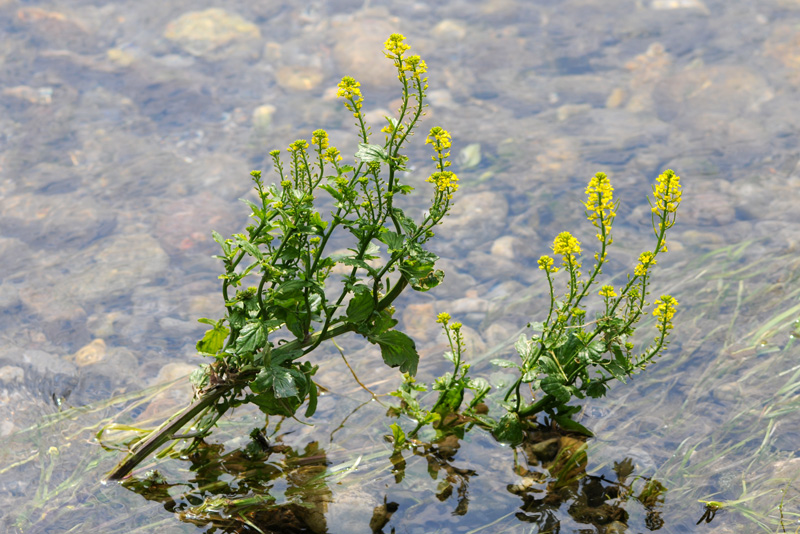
[2,0,800,532]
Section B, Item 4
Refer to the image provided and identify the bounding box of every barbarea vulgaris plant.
[391,170,683,446]
[106,34,458,479]
[494,169,683,441]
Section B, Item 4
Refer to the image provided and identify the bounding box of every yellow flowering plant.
[389,171,683,446]
[489,170,683,441]
[106,34,459,480]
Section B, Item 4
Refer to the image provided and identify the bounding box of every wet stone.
[438,191,509,253]
[164,8,262,61]
[71,338,106,367]
[155,190,242,256]
[276,65,324,92]
[71,346,141,403]
[432,19,468,40]
[0,365,24,385]
[0,191,116,249]
[329,13,399,90]
[401,302,440,343]
[62,233,170,303]
[0,237,33,279]
[490,235,518,259]
[14,7,98,53]
[465,250,528,284]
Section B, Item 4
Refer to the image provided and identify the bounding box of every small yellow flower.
[384,33,411,56]
[599,285,617,298]
[403,55,427,79]
[337,76,364,116]
[287,139,309,153]
[537,255,558,273]
[651,169,682,214]
[653,295,678,329]
[311,129,329,150]
[427,171,459,198]
[436,312,451,324]
[426,126,452,150]
[553,232,581,257]
[449,322,462,330]
[584,172,616,235]
[323,147,342,164]
[634,250,657,277]
[273,200,283,209]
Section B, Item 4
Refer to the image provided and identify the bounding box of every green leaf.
[410,268,444,292]
[378,230,405,252]
[236,320,268,353]
[541,376,571,405]
[585,380,607,399]
[355,143,389,163]
[190,365,210,390]
[492,412,524,446]
[515,334,530,360]
[368,330,419,375]
[390,423,406,448]
[234,235,263,261]
[399,252,442,291]
[211,231,230,256]
[552,414,594,436]
[369,309,398,336]
[521,370,538,383]
[251,365,305,399]
[305,379,318,417]
[346,289,375,323]
[335,256,377,276]
[433,385,464,417]
[392,208,417,234]
[272,367,304,398]
[320,184,344,202]
[490,359,522,370]
[196,318,229,355]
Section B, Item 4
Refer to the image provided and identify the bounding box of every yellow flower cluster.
[584,172,616,240]
[634,250,657,277]
[384,33,411,56]
[336,76,364,117]
[427,171,459,198]
[652,169,682,214]
[553,231,581,256]
[426,126,452,170]
[537,255,558,273]
[311,129,329,150]
[653,295,678,329]
[599,285,617,298]
[323,146,342,164]
[403,55,428,80]
[287,139,308,153]
[436,312,451,324]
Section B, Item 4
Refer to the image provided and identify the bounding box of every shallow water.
[3,0,800,532]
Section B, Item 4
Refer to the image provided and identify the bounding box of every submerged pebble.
[72,338,106,367]
[164,8,262,60]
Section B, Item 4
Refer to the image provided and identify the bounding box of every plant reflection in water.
[120,419,666,533]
